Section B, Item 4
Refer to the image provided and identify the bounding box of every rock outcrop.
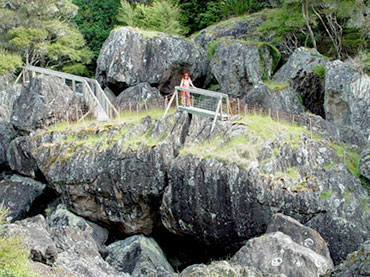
[359,143,370,181]
[7,136,39,178]
[332,240,370,277]
[230,232,333,276]
[11,76,77,132]
[266,213,332,261]
[242,84,303,114]
[96,27,208,94]
[0,73,15,91]
[181,261,277,277]
[210,40,263,97]
[324,60,370,138]
[5,214,119,276]
[106,235,175,276]
[274,47,328,118]
[0,85,22,121]
[0,121,18,169]
[0,175,46,222]
[113,82,164,111]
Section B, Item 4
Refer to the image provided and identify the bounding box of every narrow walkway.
[20,65,119,121]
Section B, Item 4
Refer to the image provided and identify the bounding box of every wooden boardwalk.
[21,65,118,121]
[164,86,230,132]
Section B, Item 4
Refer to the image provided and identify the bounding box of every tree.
[72,0,120,58]
[0,0,93,75]
[116,0,183,35]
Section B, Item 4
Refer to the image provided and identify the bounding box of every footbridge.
[163,86,231,132]
[18,65,119,121]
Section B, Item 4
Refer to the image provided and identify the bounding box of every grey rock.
[113,82,163,111]
[324,60,370,138]
[96,27,208,94]
[230,232,334,276]
[0,121,18,168]
[266,213,332,261]
[46,204,109,247]
[28,116,180,235]
[192,14,266,50]
[55,239,120,277]
[0,73,15,91]
[307,213,369,265]
[332,240,370,277]
[0,175,46,222]
[274,47,328,118]
[180,261,285,277]
[4,215,58,265]
[359,143,370,180]
[7,136,39,178]
[243,84,304,114]
[106,234,175,277]
[210,40,262,97]
[0,85,22,121]
[11,76,77,132]
[160,132,369,264]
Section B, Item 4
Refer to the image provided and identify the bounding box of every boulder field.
[0,12,369,277]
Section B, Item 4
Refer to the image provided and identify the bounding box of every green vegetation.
[0,49,22,74]
[258,0,369,69]
[0,0,93,75]
[180,113,319,169]
[263,80,289,91]
[116,0,183,35]
[313,65,326,80]
[207,41,219,58]
[362,199,369,212]
[0,206,35,277]
[321,191,332,200]
[47,107,176,156]
[329,143,361,178]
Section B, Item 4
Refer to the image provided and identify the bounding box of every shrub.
[313,65,325,80]
[116,0,183,35]
[221,0,249,17]
[0,49,22,74]
[0,206,35,277]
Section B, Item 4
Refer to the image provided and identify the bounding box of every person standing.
[180,72,195,106]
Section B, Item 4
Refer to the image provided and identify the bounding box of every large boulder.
[7,136,39,178]
[274,47,328,118]
[160,129,369,263]
[4,215,58,265]
[359,143,370,180]
[230,232,333,276]
[113,82,164,112]
[11,76,77,132]
[242,84,304,114]
[27,114,189,235]
[96,27,208,94]
[46,204,109,248]
[105,235,175,277]
[332,240,370,277]
[324,60,370,138]
[0,85,22,121]
[0,175,46,222]
[0,121,18,169]
[5,214,119,276]
[210,40,263,97]
[180,261,279,277]
[266,213,332,261]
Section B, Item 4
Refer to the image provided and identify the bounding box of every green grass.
[0,206,36,277]
[263,80,289,91]
[313,65,325,80]
[362,199,369,212]
[181,113,321,170]
[321,191,332,200]
[329,143,361,178]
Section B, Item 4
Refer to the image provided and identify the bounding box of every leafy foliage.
[72,0,120,59]
[0,0,93,74]
[0,206,35,277]
[0,49,22,74]
[116,0,183,35]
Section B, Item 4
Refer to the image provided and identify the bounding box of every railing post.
[72,80,76,95]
